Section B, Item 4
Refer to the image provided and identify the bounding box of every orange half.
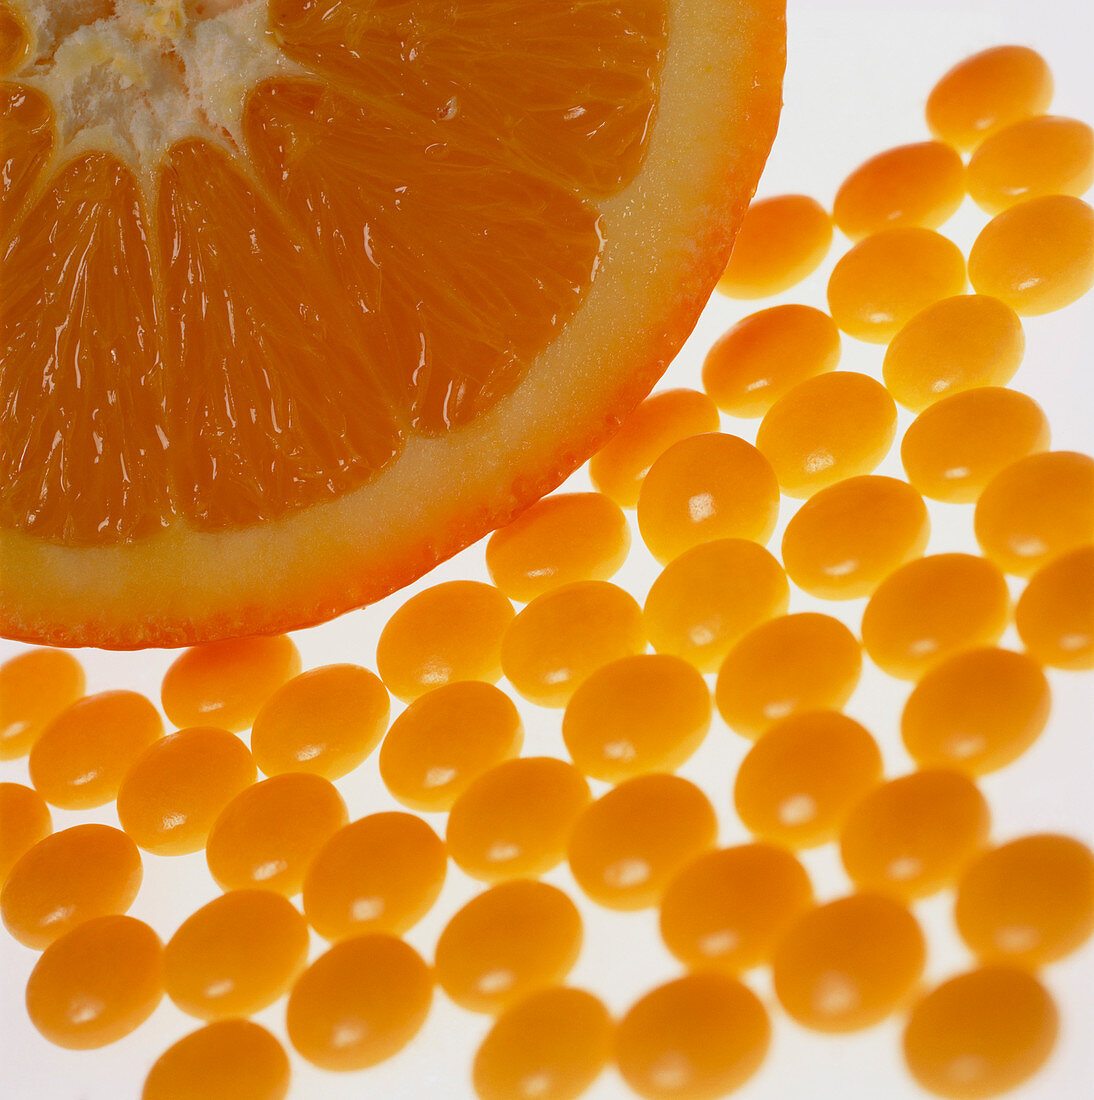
[0,0,784,647]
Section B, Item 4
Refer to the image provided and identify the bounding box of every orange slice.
[0,0,784,648]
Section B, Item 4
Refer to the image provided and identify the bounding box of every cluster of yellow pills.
[1,41,1093,1100]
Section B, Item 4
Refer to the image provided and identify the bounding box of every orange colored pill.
[250,664,389,780]
[833,141,965,240]
[637,433,779,564]
[562,654,711,781]
[379,680,523,810]
[501,581,646,708]
[643,539,789,673]
[861,554,1010,680]
[883,294,1025,412]
[772,893,926,1032]
[434,880,583,1013]
[827,227,966,343]
[715,614,862,739]
[659,844,813,973]
[0,782,51,882]
[376,580,515,702]
[589,389,721,508]
[486,493,631,602]
[143,1019,291,1100]
[26,914,163,1049]
[901,387,1051,503]
[968,115,1094,213]
[974,450,1094,576]
[2,823,142,949]
[286,933,432,1071]
[446,757,590,882]
[926,45,1053,151]
[781,476,929,600]
[615,971,770,1100]
[567,774,717,911]
[205,772,348,896]
[473,986,612,1100]
[303,812,446,939]
[904,966,1058,1100]
[756,372,897,498]
[839,770,990,900]
[163,889,309,1019]
[0,647,85,760]
[701,304,841,418]
[955,834,1094,967]
[717,194,832,298]
[733,710,882,849]
[29,690,163,809]
[162,635,301,733]
[1015,545,1094,670]
[116,726,256,856]
[902,647,1051,774]
[968,194,1094,314]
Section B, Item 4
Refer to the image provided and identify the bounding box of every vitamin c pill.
[0,782,51,882]
[589,389,720,508]
[755,372,897,498]
[968,195,1094,314]
[303,812,446,939]
[376,581,515,702]
[643,539,789,672]
[974,450,1094,575]
[379,681,523,810]
[286,933,432,1071]
[833,141,965,240]
[659,844,813,973]
[446,758,590,882]
[473,986,612,1100]
[636,433,779,564]
[827,227,966,343]
[901,387,1050,503]
[1015,545,1094,669]
[901,647,1051,774]
[29,690,163,809]
[143,1019,291,1100]
[567,774,717,911]
[26,915,163,1049]
[116,726,257,856]
[162,635,301,733]
[163,889,309,1019]
[861,554,1010,680]
[733,710,882,849]
[968,115,1094,213]
[0,648,84,760]
[250,664,389,780]
[434,880,583,1013]
[486,493,631,602]
[1,823,142,949]
[562,654,711,781]
[701,304,841,418]
[773,893,926,1032]
[715,614,862,739]
[717,194,832,298]
[839,770,990,900]
[780,476,929,600]
[955,834,1094,967]
[501,581,646,708]
[883,294,1025,411]
[205,772,348,896]
[926,45,1054,151]
[615,972,770,1099]
[904,966,1058,1099]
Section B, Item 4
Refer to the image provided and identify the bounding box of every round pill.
[1015,545,1094,670]
[0,648,85,760]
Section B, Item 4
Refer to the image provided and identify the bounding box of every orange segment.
[0,84,53,231]
[0,7,30,77]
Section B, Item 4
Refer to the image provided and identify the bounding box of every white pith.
[11,0,299,176]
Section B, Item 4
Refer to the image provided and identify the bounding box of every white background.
[2,1,1093,1097]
